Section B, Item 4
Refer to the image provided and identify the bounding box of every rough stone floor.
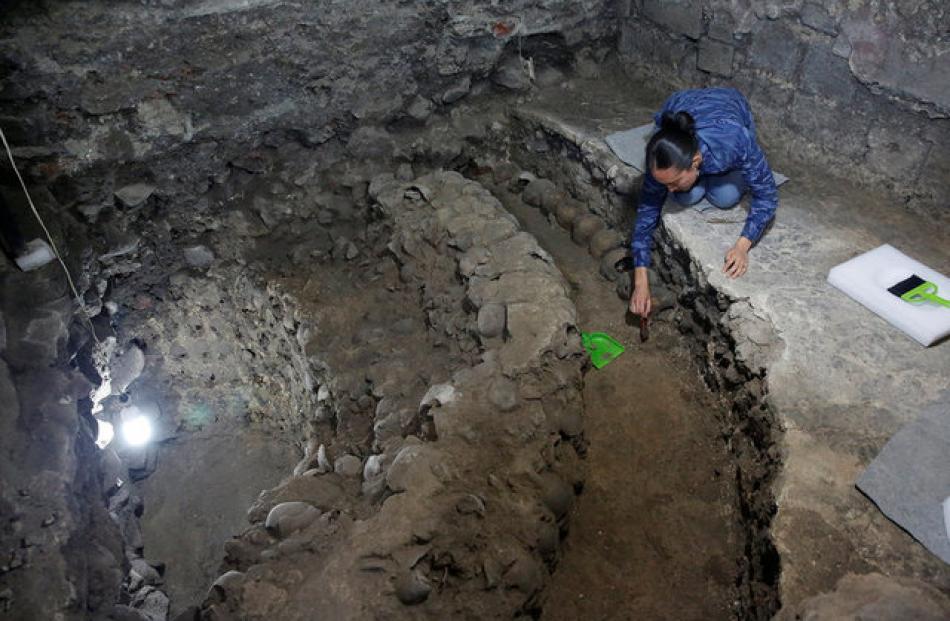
[514,73,950,615]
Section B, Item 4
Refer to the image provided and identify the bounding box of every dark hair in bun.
[646,110,699,172]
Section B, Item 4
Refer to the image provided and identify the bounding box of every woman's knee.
[705,176,744,209]
[670,183,706,206]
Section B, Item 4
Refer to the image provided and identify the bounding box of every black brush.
[887,274,950,308]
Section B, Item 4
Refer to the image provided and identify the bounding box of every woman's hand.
[629,267,652,317]
[723,237,752,279]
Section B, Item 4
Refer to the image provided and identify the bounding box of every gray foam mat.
[857,404,950,564]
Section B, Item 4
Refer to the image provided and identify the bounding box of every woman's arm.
[723,130,778,278]
[738,132,778,244]
[631,171,668,268]
[629,171,668,315]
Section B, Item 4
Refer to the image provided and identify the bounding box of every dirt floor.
[138,432,298,617]
[492,184,742,620]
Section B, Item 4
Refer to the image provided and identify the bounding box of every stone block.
[749,21,804,78]
[800,3,837,35]
[697,38,735,78]
[492,57,532,91]
[346,126,395,160]
[406,95,434,121]
[832,34,852,59]
[643,0,703,40]
[865,126,929,180]
[441,75,471,104]
[477,303,507,338]
[800,44,857,103]
[708,11,736,43]
[619,20,693,69]
[789,94,869,159]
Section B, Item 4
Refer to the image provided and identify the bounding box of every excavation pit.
[2,6,949,619]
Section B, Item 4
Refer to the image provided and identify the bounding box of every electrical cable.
[0,126,100,344]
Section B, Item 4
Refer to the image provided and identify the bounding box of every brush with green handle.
[887,275,950,308]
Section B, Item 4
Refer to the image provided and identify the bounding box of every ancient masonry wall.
[616,0,950,212]
[0,0,617,217]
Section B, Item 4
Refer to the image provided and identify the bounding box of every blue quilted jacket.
[631,88,778,268]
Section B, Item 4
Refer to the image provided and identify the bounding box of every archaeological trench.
[1,2,949,620]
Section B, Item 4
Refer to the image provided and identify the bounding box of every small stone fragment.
[317,209,335,225]
[488,377,519,412]
[395,569,431,605]
[264,502,321,538]
[396,163,414,182]
[492,56,532,91]
[115,183,155,208]
[209,570,245,603]
[406,95,434,121]
[316,444,331,472]
[477,303,506,338]
[502,555,543,594]
[539,472,573,519]
[442,75,471,104]
[183,245,215,269]
[420,383,456,412]
[111,344,145,394]
[456,493,486,516]
[334,454,362,477]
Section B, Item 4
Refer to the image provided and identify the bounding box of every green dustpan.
[581,332,625,369]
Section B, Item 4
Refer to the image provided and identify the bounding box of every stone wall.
[0,0,617,216]
[0,262,127,620]
[616,0,950,211]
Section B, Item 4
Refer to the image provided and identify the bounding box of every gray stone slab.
[697,38,735,78]
[857,405,950,565]
[604,123,654,170]
[642,0,703,40]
